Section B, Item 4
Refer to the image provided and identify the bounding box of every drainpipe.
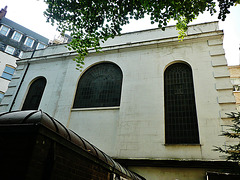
[9,50,35,112]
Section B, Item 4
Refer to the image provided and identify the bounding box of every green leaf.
[44,0,236,71]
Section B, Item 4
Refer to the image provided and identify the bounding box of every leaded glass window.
[22,77,46,110]
[164,63,199,144]
[73,63,123,108]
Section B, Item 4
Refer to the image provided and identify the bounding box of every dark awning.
[0,110,144,180]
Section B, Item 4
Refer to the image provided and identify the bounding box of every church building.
[0,21,239,179]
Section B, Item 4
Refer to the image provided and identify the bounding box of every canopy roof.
[0,110,144,180]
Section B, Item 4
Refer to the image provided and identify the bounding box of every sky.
[1,0,240,65]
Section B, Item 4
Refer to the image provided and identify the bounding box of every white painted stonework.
[0,22,237,179]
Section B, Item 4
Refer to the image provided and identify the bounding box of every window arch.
[22,77,46,110]
[164,63,199,144]
[73,63,123,108]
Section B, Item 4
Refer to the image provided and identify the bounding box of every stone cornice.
[18,21,222,64]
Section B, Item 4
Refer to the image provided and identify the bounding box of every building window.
[11,31,22,42]
[19,51,23,58]
[0,91,4,103]
[5,45,15,55]
[24,37,34,47]
[164,63,199,144]
[1,65,15,81]
[22,77,47,110]
[233,85,240,92]
[0,25,10,36]
[73,63,123,108]
[36,43,47,50]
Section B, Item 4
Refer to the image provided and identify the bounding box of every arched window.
[164,63,199,144]
[22,77,46,110]
[73,63,123,108]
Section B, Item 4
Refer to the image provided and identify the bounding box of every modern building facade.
[0,6,49,58]
[0,22,239,179]
[0,6,49,103]
[0,51,17,102]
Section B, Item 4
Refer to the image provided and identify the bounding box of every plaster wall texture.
[0,22,236,165]
[0,51,17,93]
[128,167,206,180]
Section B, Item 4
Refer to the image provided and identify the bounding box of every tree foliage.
[44,0,239,70]
[214,112,240,162]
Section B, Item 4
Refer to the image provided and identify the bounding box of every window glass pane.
[0,25,10,36]
[12,31,22,42]
[1,72,13,80]
[1,66,15,81]
[73,63,123,108]
[25,37,34,47]
[19,51,23,58]
[4,66,15,75]
[164,63,199,144]
[37,43,46,50]
[5,46,15,55]
[22,77,47,110]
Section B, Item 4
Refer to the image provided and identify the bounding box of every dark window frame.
[164,63,200,144]
[73,63,123,109]
[22,77,47,110]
